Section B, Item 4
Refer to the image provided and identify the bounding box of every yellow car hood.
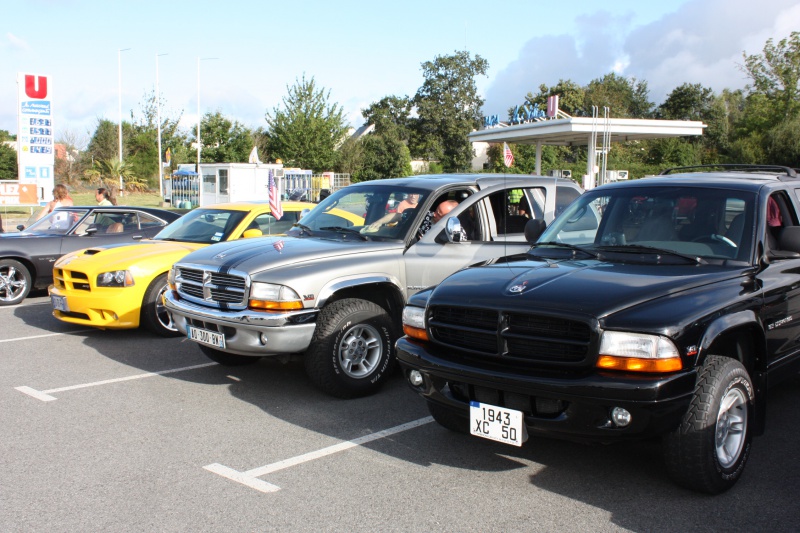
[55,240,208,277]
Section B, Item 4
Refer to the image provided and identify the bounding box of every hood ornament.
[509,281,527,293]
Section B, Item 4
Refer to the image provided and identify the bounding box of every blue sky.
[2,0,798,147]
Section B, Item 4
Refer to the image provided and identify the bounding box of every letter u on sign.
[25,75,48,99]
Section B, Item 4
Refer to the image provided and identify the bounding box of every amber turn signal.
[596,355,682,373]
[403,324,429,341]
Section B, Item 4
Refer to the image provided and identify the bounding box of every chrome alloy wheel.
[336,323,382,378]
[715,386,748,468]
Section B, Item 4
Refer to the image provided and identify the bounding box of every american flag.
[503,142,514,168]
[268,170,283,220]
[273,239,284,252]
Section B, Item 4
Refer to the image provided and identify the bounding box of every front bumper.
[164,291,318,356]
[396,337,698,442]
[49,284,143,329]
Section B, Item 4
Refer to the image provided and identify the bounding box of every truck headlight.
[97,270,134,287]
[249,282,303,311]
[402,305,428,341]
[597,331,682,372]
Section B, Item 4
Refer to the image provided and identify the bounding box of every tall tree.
[353,135,412,182]
[0,144,17,180]
[362,95,412,142]
[411,50,489,172]
[85,119,120,167]
[195,110,253,164]
[584,73,653,118]
[742,31,800,123]
[264,75,348,172]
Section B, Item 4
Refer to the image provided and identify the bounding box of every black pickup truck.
[396,165,800,493]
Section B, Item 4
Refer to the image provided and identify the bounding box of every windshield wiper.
[320,226,369,241]
[596,244,707,264]
[293,223,315,236]
[530,241,599,259]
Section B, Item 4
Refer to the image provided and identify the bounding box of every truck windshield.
[290,184,431,241]
[537,186,756,263]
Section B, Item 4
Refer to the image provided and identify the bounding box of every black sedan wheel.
[0,259,32,306]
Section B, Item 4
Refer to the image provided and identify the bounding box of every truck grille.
[174,265,249,309]
[428,305,593,368]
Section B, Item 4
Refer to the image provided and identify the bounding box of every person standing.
[35,183,74,222]
[96,187,117,206]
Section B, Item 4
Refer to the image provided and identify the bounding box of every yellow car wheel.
[141,273,181,337]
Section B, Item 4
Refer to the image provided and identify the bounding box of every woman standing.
[34,183,74,223]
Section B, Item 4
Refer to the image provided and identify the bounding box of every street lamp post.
[156,52,168,203]
[196,57,218,173]
[118,47,131,197]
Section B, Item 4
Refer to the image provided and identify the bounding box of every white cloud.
[6,32,30,51]
[482,0,800,115]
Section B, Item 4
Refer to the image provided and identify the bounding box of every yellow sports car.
[49,201,314,336]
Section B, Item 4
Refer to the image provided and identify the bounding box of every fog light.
[259,333,268,345]
[611,407,632,427]
[408,370,424,387]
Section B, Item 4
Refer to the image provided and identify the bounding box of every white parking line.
[204,416,435,493]
[15,362,218,401]
[0,329,95,343]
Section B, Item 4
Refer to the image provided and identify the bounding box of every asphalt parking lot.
[3,291,800,532]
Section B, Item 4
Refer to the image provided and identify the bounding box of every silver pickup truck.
[164,174,583,398]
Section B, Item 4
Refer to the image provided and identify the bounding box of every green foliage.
[411,50,488,172]
[0,143,17,180]
[742,31,800,123]
[584,73,653,118]
[353,135,412,182]
[265,75,348,172]
[523,80,585,116]
[362,96,412,142]
[334,136,364,176]
[86,119,120,165]
[196,110,253,164]
[0,130,16,142]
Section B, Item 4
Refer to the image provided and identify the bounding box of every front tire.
[0,259,32,306]
[663,355,754,494]
[198,344,261,366]
[304,298,397,399]
[141,274,181,337]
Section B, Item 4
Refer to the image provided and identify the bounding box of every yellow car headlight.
[96,270,134,287]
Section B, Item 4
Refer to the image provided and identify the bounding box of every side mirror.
[16,224,25,231]
[299,208,311,219]
[84,226,98,235]
[524,219,546,243]
[242,228,263,239]
[445,216,466,243]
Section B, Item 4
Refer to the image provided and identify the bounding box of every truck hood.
[175,236,403,274]
[428,258,747,321]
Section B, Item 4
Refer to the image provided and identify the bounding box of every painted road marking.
[15,362,218,401]
[205,416,435,493]
[0,329,95,343]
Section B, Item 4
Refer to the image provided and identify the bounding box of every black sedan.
[0,205,181,305]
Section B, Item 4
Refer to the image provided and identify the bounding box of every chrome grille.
[175,265,250,308]
[428,305,594,368]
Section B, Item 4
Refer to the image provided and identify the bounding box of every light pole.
[117,47,131,197]
[196,56,218,173]
[156,52,168,202]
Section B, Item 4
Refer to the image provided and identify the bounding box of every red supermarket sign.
[0,181,39,205]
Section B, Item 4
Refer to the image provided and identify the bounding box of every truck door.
[402,183,553,296]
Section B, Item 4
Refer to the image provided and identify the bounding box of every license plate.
[51,294,69,312]
[469,401,527,447]
[187,326,225,349]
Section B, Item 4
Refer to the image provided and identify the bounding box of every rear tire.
[0,259,32,306]
[304,298,396,399]
[141,274,181,337]
[198,344,261,366]
[663,355,753,494]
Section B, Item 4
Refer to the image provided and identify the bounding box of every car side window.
[253,212,299,235]
[479,187,547,240]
